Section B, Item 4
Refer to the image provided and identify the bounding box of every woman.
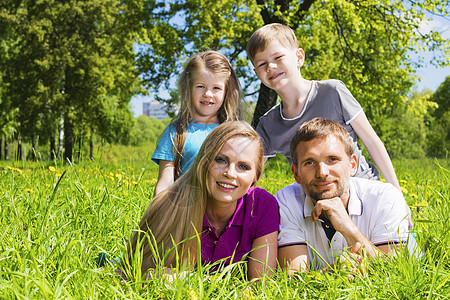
[126,121,279,279]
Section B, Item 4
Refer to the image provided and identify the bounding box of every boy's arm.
[350,112,401,191]
[153,160,174,197]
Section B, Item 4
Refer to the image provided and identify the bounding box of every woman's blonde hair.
[126,121,264,276]
[172,50,242,179]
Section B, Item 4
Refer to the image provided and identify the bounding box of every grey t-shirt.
[256,79,379,180]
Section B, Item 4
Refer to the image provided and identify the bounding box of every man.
[277,117,410,274]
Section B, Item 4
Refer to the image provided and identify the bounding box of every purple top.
[201,187,279,265]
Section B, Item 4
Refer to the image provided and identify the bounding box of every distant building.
[143,100,169,120]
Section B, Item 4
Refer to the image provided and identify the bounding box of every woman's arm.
[153,160,175,197]
[248,231,278,279]
[350,112,401,191]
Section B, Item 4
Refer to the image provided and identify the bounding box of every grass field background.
[0,155,449,299]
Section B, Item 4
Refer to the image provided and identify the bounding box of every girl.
[152,51,241,196]
[127,121,279,280]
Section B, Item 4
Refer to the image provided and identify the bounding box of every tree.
[136,0,449,128]
[427,76,450,157]
[0,0,142,162]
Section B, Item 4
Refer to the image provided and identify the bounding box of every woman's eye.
[238,164,250,171]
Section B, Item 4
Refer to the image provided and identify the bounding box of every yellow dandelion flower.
[417,200,428,207]
[24,188,34,194]
[189,290,197,300]
[133,181,138,185]
[400,186,408,194]
[123,179,129,185]
[56,173,62,177]
[48,166,56,172]
[144,179,151,183]
[409,193,418,199]
[400,179,407,184]
[115,174,122,178]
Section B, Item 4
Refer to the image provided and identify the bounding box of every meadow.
[0,155,449,299]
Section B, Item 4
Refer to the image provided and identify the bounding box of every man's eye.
[304,161,314,166]
[329,157,339,162]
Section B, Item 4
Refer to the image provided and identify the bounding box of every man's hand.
[310,190,356,234]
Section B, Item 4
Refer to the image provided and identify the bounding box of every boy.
[246,23,401,191]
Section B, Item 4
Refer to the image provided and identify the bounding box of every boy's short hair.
[290,118,354,165]
[247,23,298,62]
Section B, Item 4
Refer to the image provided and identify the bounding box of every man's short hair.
[246,23,298,63]
[290,118,354,165]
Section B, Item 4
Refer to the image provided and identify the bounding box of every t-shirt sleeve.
[151,124,176,165]
[256,120,275,158]
[335,80,363,125]
[254,188,279,239]
[276,186,307,247]
[370,185,409,245]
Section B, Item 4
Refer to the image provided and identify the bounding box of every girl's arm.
[350,112,401,191]
[153,160,175,197]
[248,231,278,279]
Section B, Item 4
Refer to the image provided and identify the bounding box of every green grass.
[0,157,449,299]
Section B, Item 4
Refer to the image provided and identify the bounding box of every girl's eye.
[238,164,250,171]
[196,85,205,89]
[275,55,283,60]
[213,86,222,90]
[214,157,226,164]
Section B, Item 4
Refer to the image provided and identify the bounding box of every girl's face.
[191,70,228,124]
[207,136,259,207]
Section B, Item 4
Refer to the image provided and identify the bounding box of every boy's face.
[252,40,304,92]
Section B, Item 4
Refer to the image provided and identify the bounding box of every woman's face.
[207,136,259,206]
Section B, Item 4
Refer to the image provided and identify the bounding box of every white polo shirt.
[276,177,409,270]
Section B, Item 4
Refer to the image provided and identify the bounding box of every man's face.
[291,134,357,202]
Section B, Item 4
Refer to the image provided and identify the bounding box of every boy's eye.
[257,62,266,68]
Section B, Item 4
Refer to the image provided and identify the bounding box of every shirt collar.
[203,195,245,229]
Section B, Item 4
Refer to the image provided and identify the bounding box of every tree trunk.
[90,126,94,160]
[64,118,73,163]
[77,135,82,161]
[4,138,8,160]
[59,115,64,159]
[16,135,22,161]
[0,137,2,160]
[31,129,36,161]
[50,133,56,161]
[251,83,278,128]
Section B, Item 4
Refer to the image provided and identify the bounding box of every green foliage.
[137,0,449,118]
[426,76,450,157]
[130,115,171,146]
[0,158,448,298]
[0,0,142,159]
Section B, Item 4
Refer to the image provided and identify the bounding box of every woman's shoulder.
[245,187,277,204]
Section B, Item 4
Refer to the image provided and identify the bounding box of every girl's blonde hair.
[126,121,264,276]
[172,50,242,179]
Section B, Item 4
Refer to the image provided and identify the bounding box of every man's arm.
[278,245,309,275]
[311,196,381,258]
